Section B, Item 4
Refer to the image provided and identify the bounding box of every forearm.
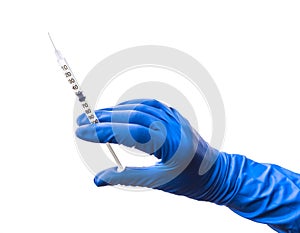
[215,152,300,232]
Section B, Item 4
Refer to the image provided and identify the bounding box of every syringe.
[48,33,124,171]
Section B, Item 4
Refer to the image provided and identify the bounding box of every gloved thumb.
[94,165,166,188]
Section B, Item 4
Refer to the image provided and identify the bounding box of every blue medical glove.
[76,99,300,232]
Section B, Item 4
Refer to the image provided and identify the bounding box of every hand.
[76,99,300,232]
[76,99,222,201]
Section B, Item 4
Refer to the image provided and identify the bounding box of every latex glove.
[76,98,219,198]
[76,99,300,232]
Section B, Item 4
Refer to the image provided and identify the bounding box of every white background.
[1,1,300,232]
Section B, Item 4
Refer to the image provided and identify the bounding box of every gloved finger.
[102,104,170,121]
[77,109,162,128]
[75,122,166,155]
[77,103,170,126]
[118,99,173,116]
[94,164,169,188]
[76,113,97,126]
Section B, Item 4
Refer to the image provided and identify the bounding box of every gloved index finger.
[77,101,172,126]
[118,99,173,115]
[77,109,163,128]
[76,111,101,126]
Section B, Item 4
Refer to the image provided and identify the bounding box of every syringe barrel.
[57,57,98,124]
